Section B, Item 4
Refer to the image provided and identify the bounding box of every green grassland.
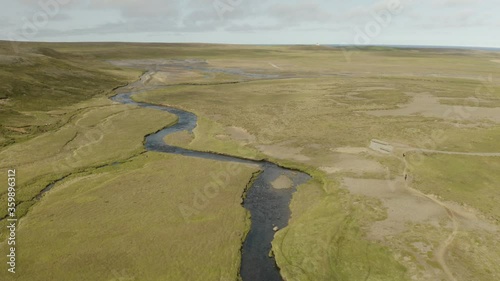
[0,152,258,281]
[134,76,500,153]
[410,154,500,222]
[1,41,500,280]
[0,41,142,147]
[272,179,409,281]
[0,98,177,239]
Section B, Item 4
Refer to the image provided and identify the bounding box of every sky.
[1,0,499,47]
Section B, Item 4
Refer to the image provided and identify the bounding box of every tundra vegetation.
[1,41,499,280]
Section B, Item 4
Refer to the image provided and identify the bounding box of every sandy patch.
[271,175,293,189]
[226,126,256,143]
[412,241,433,255]
[257,142,310,162]
[320,167,341,173]
[342,177,449,239]
[330,146,368,154]
[150,72,169,83]
[320,154,385,175]
[346,92,367,100]
[353,87,396,92]
[369,139,394,154]
[491,60,500,64]
[5,127,28,133]
[366,92,500,123]
[437,198,498,232]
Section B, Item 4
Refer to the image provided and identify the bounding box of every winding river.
[111,73,310,281]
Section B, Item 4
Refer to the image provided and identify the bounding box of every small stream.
[112,85,310,281]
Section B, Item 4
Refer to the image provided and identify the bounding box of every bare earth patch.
[330,146,369,154]
[257,142,310,162]
[320,153,386,175]
[225,126,256,143]
[5,126,27,133]
[341,163,499,281]
[365,92,500,123]
[439,199,498,233]
[271,175,293,189]
[342,177,449,239]
[354,86,396,92]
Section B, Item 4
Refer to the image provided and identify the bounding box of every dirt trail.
[397,155,459,281]
[394,135,498,278]
[392,141,488,280]
[435,209,459,281]
[378,140,500,280]
[400,147,500,157]
[401,141,496,279]
[388,142,500,157]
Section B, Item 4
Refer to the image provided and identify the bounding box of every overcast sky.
[1,0,499,47]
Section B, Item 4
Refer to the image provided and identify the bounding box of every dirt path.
[435,209,459,281]
[392,143,500,157]
[404,148,500,157]
[397,155,459,281]
[379,141,500,280]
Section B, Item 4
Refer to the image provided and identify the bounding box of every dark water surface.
[112,92,310,281]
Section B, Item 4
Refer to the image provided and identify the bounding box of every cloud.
[31,19,175,38]
[225,23,284,32]
[2,0,499,47]
[51,12,72,21]
[88,0,180,18]
[439,0,481,7]
[268,1,333,24]
[416,7,492,29]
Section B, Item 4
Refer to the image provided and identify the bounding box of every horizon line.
[1,40,499,51]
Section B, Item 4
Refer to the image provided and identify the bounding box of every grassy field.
[0,41,141,147]
[0,98,177,239]
[0,152,259,281]
[1,42,500,280]
[410,154,500,222]
[134,76,500,153]
[272,179,409,281]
